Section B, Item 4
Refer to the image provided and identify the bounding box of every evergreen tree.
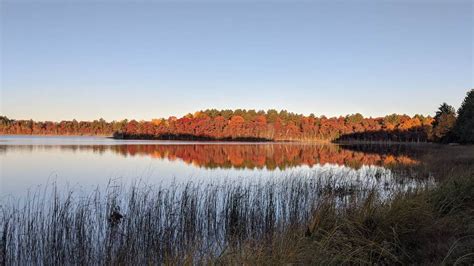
[453,89,474,143]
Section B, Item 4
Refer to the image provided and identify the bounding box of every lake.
[1,135,426,198]
[1,136,447,264]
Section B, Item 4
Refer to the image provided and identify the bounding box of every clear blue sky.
[1,0,472,121]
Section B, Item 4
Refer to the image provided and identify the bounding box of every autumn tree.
[0,116,11,128]
[228,115,245,138]
[0,109,437,142]
[430,103,456,142]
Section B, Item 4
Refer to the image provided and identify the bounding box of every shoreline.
[0,134,437,145]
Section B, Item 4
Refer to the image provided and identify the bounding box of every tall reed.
[0,167,429,265]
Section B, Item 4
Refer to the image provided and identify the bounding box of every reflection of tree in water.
[108,144,419,170]
[1,144,420,170]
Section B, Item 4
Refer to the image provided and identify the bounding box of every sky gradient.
[1,0,473,121]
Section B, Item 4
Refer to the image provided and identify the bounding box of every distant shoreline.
[0,134,442,146]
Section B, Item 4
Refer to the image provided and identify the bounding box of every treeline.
[0,117,117,136]
[427,89,474,144]
[1,89,472,143]
[118,111,437,142]
[0,112,434,142]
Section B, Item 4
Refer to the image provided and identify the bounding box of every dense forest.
[0,112,435,142]
[1,89,472,143]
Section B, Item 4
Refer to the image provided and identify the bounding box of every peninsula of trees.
[1,89,472,144]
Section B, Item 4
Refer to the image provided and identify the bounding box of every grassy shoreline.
[1,146,473,264]
[2,175,472,264]
[218,174,473,264]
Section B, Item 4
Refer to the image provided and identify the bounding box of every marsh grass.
[1,167,430,265]
[1,147,473,265]
[218,173,474,265]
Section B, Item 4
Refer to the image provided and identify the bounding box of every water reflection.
[1,143,419,170]
[0,139,448,263]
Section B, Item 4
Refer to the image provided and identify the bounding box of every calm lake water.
[2,136,439,264]
[1,136,424,198]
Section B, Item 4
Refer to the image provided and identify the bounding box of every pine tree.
[453,89,474,143]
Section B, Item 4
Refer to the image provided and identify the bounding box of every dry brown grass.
[217,172,473,264]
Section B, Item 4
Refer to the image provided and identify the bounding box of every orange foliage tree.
[0,109,435,142]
